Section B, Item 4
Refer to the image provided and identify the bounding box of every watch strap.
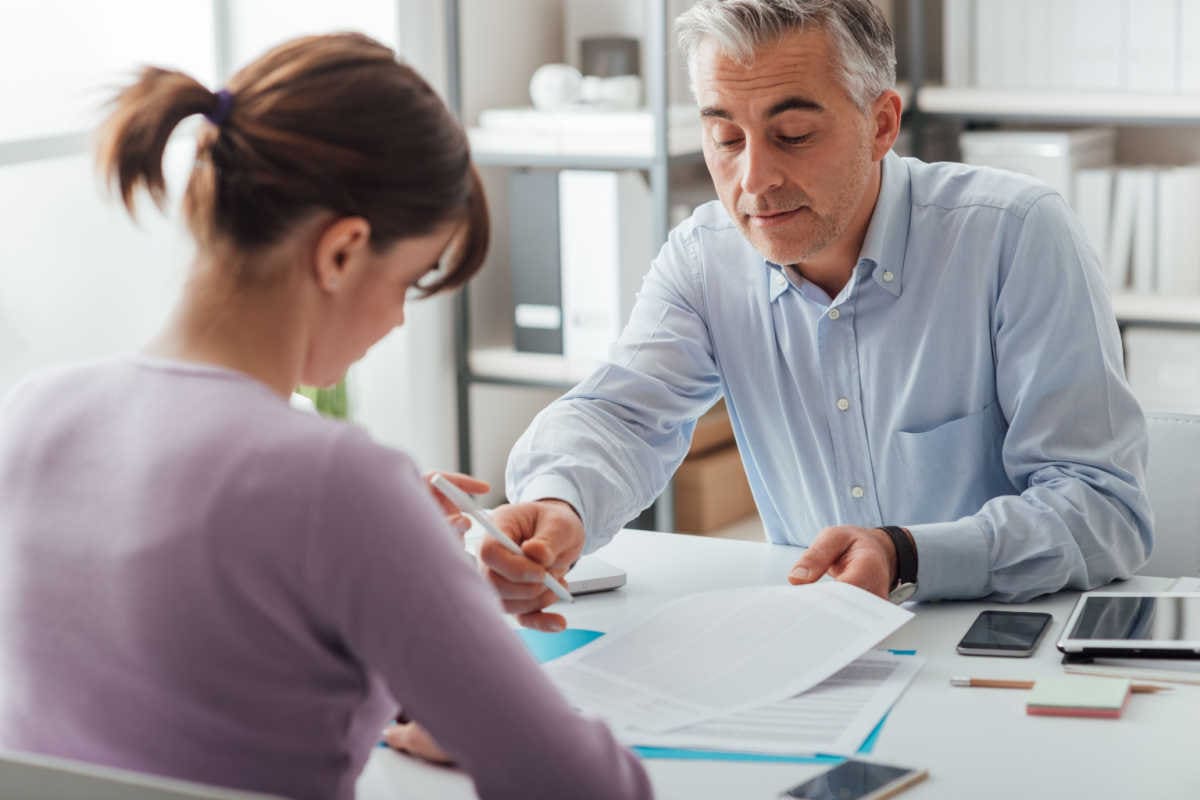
[879,525,918,589]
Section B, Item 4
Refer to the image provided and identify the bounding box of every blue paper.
[517,627,905,763]
[516,627,604,662]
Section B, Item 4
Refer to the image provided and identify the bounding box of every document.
[624,651,923,756]
[544,582,913,732]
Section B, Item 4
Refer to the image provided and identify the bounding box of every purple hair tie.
[205,89,234,127]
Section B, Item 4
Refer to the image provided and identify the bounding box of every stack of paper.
[627,650,923,757]
[1026,676,1131,718]
[469,105,702,158]
[544,582,913,734]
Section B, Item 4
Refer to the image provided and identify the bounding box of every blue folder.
[518,628,907,764]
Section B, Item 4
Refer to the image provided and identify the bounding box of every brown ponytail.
[96,33,488,293]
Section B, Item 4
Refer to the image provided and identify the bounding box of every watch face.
[888,583,917,604]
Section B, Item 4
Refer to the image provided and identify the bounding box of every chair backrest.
[1140,412,1200,579]
[0,749,286,800]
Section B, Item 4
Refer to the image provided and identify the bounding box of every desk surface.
[357,531,1198,800]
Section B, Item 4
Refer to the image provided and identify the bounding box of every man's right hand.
[482,499,585,633]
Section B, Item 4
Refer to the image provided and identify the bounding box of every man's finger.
[478,537,546,583]
[788,527,852,584]
[516,610,567,633]
[483,569,549,601]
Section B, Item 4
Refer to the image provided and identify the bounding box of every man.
[483,0,1151,633]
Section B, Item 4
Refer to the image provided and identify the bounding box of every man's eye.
[780,133,813,145]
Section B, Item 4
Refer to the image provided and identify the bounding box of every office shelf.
[468,347,595,390]
[918,86,1200,125]
[471,149,704,171]
[1111,293,1200,327]
[447,0,678,530]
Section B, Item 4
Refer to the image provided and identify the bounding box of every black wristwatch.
[879,525,918,603]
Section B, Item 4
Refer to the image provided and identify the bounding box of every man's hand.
[787,525,898,599]
[425,471,490,541]
[482,499,585,632]
[384,721,453,765]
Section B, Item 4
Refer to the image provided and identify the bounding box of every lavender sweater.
[0,356,650,800]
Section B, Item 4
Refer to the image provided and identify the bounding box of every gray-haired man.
[483,0,1150,632]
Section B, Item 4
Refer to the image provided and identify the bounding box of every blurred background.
[3,1,1200,539]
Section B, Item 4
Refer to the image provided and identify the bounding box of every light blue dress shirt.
[507,151,1151,602]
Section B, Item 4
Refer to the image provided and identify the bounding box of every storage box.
[958,127,1116,205]
[688,400,733,456]
[1124,327,1200,414]
[673,442,756,533]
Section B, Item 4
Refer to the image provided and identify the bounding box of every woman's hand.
[384,721,454,765]
[425,470,490,540]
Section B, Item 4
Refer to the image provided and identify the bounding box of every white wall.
[0,0,465,476]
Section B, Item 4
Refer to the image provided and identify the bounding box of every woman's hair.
[97,32,487,295]
[676,0,896,111]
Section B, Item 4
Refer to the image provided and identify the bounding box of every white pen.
[430,474,574,605]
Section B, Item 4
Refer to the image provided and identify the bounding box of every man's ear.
[313,217,372,292]
[870,89,903,161]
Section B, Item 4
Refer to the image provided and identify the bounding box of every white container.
[1125,327,1200,415]
[958,128,1117,205]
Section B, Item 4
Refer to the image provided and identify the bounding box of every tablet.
[1057,592,1200,659]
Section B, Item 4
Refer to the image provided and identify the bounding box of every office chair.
[0,749,286,800]
[1139,412,1200,579]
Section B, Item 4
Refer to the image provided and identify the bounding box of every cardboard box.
[688,400,734,456]
[673,442,756,533]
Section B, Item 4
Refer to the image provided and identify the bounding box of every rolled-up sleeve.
[910,193,1152,602]
[506,222,723,550]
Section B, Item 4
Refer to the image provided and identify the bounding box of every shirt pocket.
[889,402,1015,523]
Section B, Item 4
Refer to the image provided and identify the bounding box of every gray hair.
[676,0,896,110]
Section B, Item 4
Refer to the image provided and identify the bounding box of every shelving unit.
[445,0,684,530]
[917,87,1200,126]
[906,6,1200,335]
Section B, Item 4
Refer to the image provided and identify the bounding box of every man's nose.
[739,136,786,197]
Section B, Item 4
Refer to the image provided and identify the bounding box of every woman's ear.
[314,217,372,292]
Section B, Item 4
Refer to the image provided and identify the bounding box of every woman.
[0,34,650,800]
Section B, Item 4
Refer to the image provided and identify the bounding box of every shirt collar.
[765,150,911,303]
[859,149,911,298]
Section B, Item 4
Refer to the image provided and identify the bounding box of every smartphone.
[956,610,1053,657]
[781,759,928,800]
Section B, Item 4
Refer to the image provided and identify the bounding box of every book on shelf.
[945,0,1196,94]
[941,0,973,88]
[1181,3,1200,93]
[558,169,654,365]
[510,169,564,355]
[1073,167,1113,274]
[1108,168,1140,291]
[1126,0,1177,93]
[1155,166,1200,297]
[1131,169,1158,295]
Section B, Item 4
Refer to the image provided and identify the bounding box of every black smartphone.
[956,610,1053,657]
[781,759,928,800]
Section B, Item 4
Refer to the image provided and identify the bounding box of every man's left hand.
[787,525,897,599]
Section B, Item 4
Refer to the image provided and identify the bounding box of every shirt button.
[828,308,841,320]
[882,270,895,282]
[836,397,850,411]
[850,485,865,499]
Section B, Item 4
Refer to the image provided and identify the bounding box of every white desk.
[356,531,1198,800]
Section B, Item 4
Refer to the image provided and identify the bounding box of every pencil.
[430,474,573,605]
[950,676,1170,694]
